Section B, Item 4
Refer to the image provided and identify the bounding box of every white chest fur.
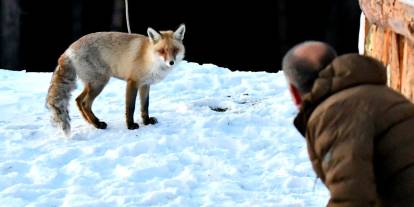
[142,63,172,85]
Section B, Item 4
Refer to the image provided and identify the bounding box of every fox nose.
[169,61,175,66]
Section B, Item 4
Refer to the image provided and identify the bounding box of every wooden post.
[360,0,414,102]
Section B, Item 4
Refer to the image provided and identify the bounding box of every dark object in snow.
[209,106,228,112]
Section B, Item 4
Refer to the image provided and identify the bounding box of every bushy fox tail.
[46,56,77,136]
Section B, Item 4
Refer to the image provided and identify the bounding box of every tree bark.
[360,0,414,42]
[1,0,20,70]
[111,0,125,31]
[361,0,414,101]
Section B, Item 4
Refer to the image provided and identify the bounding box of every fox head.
[147,24,186,68]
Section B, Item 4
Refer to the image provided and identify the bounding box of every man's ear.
[288,84,302,108]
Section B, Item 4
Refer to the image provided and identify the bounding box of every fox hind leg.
[76,87,92,124]
[76,80,109,129]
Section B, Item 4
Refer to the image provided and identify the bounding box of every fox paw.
[127,123,139,130]
[144,117,158,125]
[96,121,107,129]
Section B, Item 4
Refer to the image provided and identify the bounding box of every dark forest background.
[0,0,361,73]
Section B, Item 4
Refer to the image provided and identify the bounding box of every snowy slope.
[0,62,328,207]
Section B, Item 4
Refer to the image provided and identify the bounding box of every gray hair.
[282,41,337,95]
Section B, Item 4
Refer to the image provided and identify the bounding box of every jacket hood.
[293,54,387,136]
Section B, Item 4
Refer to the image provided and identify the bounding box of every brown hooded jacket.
[294,54,414,207]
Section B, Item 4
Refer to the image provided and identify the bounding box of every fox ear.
[147,27,161,43]
[174,24,186,41]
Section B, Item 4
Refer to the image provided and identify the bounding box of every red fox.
[46,24,186,136]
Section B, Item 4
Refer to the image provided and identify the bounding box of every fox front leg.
[125,80,139,129]
[139,84,158,125]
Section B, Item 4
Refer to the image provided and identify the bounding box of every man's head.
[282,41,337,107]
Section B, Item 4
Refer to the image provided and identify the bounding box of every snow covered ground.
[0,62,328,206]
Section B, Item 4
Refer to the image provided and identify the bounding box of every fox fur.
[46,24,186,136]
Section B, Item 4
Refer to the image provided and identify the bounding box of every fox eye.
[158,49,166,54]
[173,47,179,55]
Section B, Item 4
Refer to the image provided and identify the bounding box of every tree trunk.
[360,0,414,101]
[111,0,125,31]
[1,0,20,70]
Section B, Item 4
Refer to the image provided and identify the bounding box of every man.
[282,41,414,206]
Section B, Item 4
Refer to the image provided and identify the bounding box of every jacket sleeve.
[307,105,380,207]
